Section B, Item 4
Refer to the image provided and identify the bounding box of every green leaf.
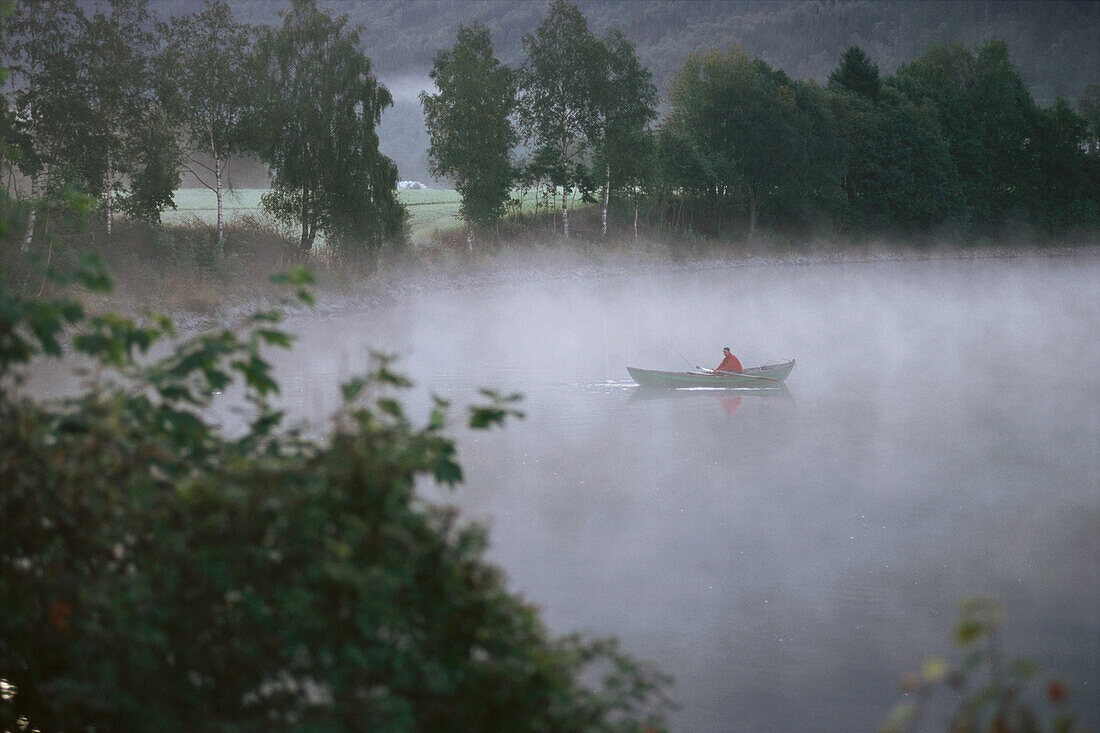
[377,399,403,418]
[251,309,284,324]
[921,656,949,683]
[75,254,113,293]
[881,702,919,733]
[375,367,412,388]
[256,329,293,349]
[954,619,986,647]
[270,265,316,287]
[341,377,367,402]
[428,396,450,430]
[432,457,463,485]
[469,406,507,429]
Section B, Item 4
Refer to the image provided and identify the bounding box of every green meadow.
[166,187,464,242]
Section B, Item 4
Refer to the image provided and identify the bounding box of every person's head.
[723,346,731,354]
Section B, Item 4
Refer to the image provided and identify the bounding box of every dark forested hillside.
[143,1,1098,183]
[152,0,1098,99]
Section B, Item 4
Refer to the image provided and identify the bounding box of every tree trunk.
[106,154,113,242]
[299,187,312,254]
[210,104,225,243]
[466,223,474,251]
[22,74,38,252]
[634,197,639,239]
[747,186,758,240]
[561,185,569,238]
[22,174,38,251]
[215,156,224,243]
[715,186,722,231]
[602,164,610,237]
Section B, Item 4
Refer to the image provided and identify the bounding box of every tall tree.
[1029,98,1095,233]
[421,22,516,248]
[1078,86,1100,219]
[668,49,808,238]
[161,0,252,243]
[1078,85,1100,154]
[893,39,1040,229]
[653,124,715,231]
[827,46,881,102]
[0,0,12,228]
[518,0,604,239]
[828,85,961,230]
[79,0,180,236]
[780,79,845,226]
[2,0,83,249]
[248,0,404,257]
[591,29,656,237]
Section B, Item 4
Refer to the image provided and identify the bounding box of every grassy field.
[401,188,463,240]
[165,187,596,244]
[166,187,464,242]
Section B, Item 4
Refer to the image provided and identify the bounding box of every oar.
[695,366,780,383]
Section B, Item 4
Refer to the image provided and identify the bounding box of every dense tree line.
[192,0,1098,186]
[183,1,1098,103]
[3,0,1098,262]
[423,1,1100,241]
[1,0,405,260]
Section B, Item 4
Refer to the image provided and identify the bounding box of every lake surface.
[196,252,1100,729]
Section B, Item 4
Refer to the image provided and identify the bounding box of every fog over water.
[28,251,1094,730]
[256,250,1100,731]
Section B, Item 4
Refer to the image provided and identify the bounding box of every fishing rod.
[663,340,699,371]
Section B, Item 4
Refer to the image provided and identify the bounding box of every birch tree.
[518,0,603,239]
[591,30,656,237]
[80,0,179,237]
[247,0,404,257]
[421,23,516,248]
[161,0,251,243]
[2,0,83,250]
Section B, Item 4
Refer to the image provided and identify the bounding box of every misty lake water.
[34,250,1099,730]
[257,250,1099,731]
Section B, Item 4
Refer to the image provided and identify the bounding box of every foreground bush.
[883,598,1081,733]
[0,260,672,732]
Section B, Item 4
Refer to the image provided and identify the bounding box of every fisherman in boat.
[713,346,743,373]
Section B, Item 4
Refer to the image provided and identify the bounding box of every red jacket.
[714,353,743,372]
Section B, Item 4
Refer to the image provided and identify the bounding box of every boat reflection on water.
[628,382,793,415]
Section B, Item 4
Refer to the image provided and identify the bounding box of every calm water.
[79,251,1091,731]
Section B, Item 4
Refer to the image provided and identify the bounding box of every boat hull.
[626,360,795,388]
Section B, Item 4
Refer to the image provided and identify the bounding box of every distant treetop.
[144,0,1097,100]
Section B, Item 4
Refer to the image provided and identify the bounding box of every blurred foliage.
[882,598,1081,733]
[0,250,674,731]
